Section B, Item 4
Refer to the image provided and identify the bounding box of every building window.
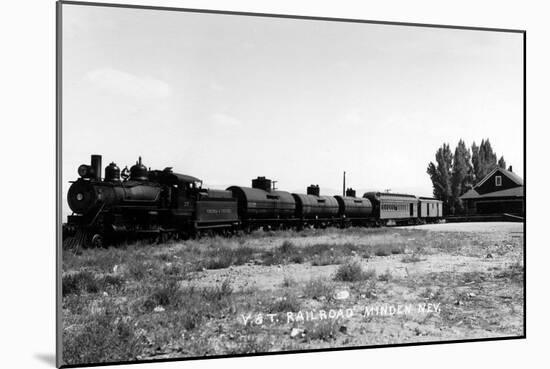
[495,176,502,187]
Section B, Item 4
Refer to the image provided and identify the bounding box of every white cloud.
[209,81,225,92]
[211,113,242,128]
[86,68,172,99]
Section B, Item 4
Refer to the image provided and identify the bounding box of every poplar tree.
[427,143,454,214]
[472,139,498,184]
[479,139,497,179]
[451,140,473,214]
[471,142,480,183]
[498,156,507,169]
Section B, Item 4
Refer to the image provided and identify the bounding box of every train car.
[148,168,239,234]
[292,185,339,227]
[334,188,374,226]
[363,191,418,225]
[227,176,296,230]
[417,197,443,222]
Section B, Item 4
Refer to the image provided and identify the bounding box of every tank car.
[292,185,339,228]
[227,176,296,231]
[333,188,374,227]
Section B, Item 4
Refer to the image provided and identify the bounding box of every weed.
[280,240,297,254]
[304,320,340,342]
[374,247,390,257]
[333,261,376,282]
[282,276,297,288]
[377,268,392,282]
[63,303,145,365]
[142,280,182,312]
[269,293,301,313]
[390,245,405,254]
[401,254,425,263]
[204,246,255,269]
[62,271,98,296]
[311,253,343,266]
[495,262,524,283]
[303,277,334,299]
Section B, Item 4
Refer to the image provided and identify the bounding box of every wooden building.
[460,167,524,215]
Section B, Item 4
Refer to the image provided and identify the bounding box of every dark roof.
[459,189,479,200]
[475,167,523,188]
[460,186,523,200]
[148,169,201,184]
[173,173,201,183]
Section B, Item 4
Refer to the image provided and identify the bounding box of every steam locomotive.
[63,155,442,248]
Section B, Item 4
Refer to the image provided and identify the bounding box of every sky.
[61,4,524,219]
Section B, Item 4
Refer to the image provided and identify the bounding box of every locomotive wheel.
[90,234,104,248]
[86,233,104,249]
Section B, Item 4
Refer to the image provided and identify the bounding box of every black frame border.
[55,1,527,368]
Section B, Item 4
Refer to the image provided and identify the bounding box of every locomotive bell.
[105,162,121,182]
[129,156,148,181]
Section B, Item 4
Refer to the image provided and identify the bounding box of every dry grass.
[303,320,341,342]
[401,254,425,263]
[303,277,334,299]
[333,261,376,282]
[61,224,524,365]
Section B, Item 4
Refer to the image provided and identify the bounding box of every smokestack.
[343,171,346,197]
[91,154,102,181]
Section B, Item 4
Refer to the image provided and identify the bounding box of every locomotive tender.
[64,155,442,248]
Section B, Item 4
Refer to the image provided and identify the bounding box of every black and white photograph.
[57,1,525,367]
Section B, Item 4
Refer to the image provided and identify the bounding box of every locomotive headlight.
[76,193,84,201]
[78,164,89,177]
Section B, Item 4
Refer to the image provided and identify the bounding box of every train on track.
[62,155,443,248]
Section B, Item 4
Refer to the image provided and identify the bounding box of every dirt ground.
[399,221,523,233]
[61,222,524,365]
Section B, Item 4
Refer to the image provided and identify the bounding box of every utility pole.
[343,171,346,196]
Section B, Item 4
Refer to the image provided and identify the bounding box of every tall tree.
[427,143,454,214]
[471,142,480,183]
[472,139,498,184]
[478,139,498,180]
[451,140,473,214]
[498,156,507,169]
